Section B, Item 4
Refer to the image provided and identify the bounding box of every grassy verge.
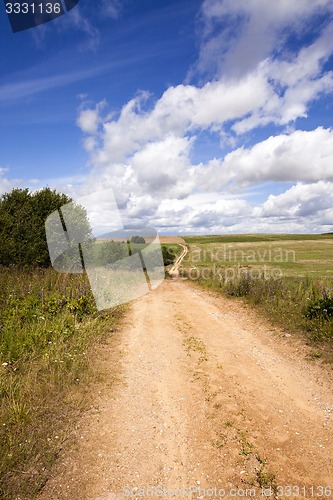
[181,236,333,358]
[0,267,125,499]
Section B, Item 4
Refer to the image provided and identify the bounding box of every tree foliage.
[161,245,176,266]
[130,235,146,244]
[0,188,89,267]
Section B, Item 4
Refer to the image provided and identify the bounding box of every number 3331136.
[6,2,62,14]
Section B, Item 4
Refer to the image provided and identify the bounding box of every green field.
[183,235,333,278]
[184,233,333,243]
[181,234,333,349]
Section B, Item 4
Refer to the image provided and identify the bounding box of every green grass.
[183,238,333,278]
[0,267,125,499]
[184,233,333,244]
[181,235,333,350]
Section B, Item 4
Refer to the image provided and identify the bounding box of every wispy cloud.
[99,0,122,19]
[28,4,102,51]
[28,1,125,51]
[0,66,106,103]
[57,7,100,51]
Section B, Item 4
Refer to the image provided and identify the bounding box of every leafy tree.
[92,241,128,267]
[0,188,91,267]
[161,245,176,266]
[130,235,146,244]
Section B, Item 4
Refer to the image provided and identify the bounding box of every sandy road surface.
[40,279,333,499]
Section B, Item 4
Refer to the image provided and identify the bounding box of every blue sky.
[1,0,333,234]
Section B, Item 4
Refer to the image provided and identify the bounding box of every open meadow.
[182,234,333,352]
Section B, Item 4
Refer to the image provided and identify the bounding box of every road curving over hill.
[169,244,188,277]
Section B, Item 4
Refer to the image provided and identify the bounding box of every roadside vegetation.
[162,244,182,268]
[0,267,125,498]
[0,188,124,498]
[182,235,333,357]
[0,187,179,498]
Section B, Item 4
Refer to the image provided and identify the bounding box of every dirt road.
[40,279,333,499]
[169,244,188,277]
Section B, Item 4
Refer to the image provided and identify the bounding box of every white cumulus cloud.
[196,127,333,192]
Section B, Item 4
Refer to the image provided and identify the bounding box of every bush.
[162,245,176,266]
[0,188,92,268]
[304,296,333,320]
[130,235,146,244]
